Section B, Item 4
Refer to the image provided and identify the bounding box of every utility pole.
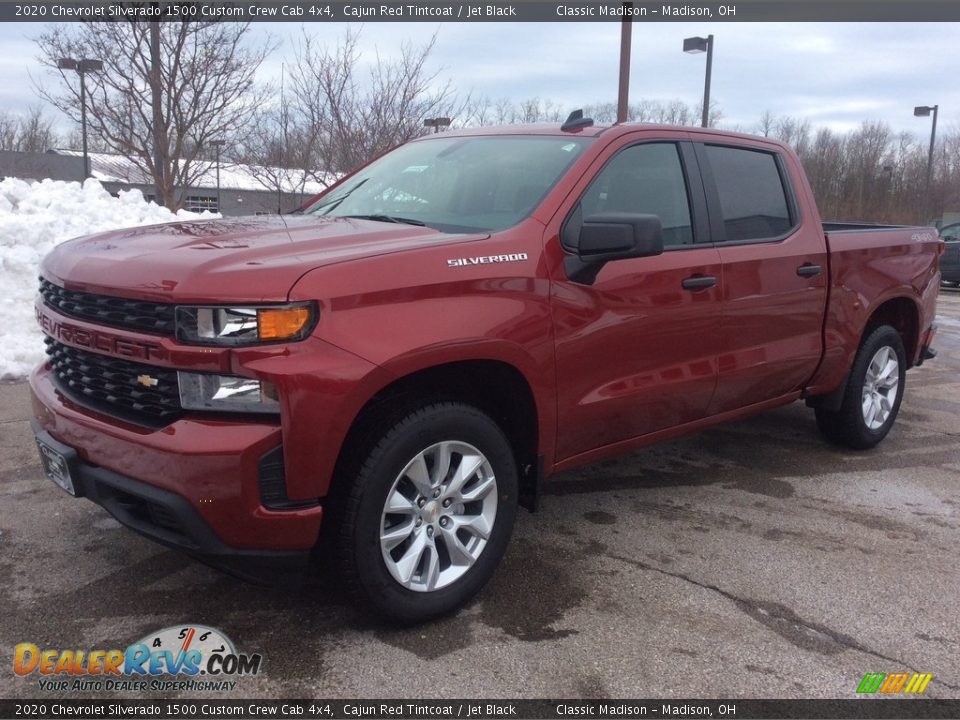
[150,19,165,205]
[616,3,633,123]
[209,140,225,214]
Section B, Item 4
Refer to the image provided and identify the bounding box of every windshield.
[304,135,592,233]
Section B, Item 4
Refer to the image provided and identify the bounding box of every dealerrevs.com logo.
[14,625,262,693]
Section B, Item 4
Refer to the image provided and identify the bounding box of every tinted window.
[705,145,792,242]
[580,143,693,246]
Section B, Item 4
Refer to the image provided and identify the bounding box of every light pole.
[683,35,714,128]
[914,104,938,223]
[423,117,451,134]
[208,139,225,213]
[58,57,103,179]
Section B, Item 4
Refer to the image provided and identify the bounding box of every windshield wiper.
[308,178,369,214]
[343,214,427,227]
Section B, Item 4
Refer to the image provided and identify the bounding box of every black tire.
[334,402,518,623]
[815,325,907,449]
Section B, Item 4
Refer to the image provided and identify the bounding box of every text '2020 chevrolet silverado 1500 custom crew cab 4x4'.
[31,117,941,622]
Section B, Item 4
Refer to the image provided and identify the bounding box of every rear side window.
[704,145,792,242]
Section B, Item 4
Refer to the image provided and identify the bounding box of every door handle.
[681,275,717,290]
[796,264,822,277]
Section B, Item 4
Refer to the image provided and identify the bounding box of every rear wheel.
[334,403,518,622]
[815,325,906,449]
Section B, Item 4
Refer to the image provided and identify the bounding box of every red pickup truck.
[31,119,941,622]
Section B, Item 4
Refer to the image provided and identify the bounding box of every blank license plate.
[36,439,76,496]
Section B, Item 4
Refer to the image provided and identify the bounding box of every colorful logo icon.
[856,672,933,695]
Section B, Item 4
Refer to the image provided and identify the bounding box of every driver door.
[549,137,723,462]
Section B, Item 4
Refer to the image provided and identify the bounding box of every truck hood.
[40,215,486,303]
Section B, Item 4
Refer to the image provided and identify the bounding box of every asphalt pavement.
[2,290,959,700]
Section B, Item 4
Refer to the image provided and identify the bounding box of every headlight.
[175,303,316,346]
[178,372,281,414]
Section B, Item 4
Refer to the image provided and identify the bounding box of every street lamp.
[423,117,451,134]
[683,35,714,128]
[58,57,103,179]
[208,139,225,214]
[914,104,939,223]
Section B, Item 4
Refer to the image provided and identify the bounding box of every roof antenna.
[561,109,594,133]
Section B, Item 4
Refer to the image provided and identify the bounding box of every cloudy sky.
[1,20,956,139]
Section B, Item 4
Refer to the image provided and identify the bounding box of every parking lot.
[2,290,958,700]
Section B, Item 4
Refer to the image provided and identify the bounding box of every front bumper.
[30,364,325,580]
[32,424,311,584]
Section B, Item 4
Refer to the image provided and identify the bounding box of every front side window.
[704,145,793,242]
[578,143,694,246]
[304,136,591,233]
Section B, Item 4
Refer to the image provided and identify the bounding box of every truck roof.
[416,122,792,150]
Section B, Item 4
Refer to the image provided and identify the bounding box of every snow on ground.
[0,178,218,381]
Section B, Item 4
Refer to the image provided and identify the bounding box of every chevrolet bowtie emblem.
[137,374,159,388]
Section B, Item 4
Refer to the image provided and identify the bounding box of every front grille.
[45,338,182,426]
[40,278,176,336]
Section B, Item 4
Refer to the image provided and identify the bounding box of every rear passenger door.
[695,141,828,414]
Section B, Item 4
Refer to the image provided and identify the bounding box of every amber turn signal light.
[258,307,312,341]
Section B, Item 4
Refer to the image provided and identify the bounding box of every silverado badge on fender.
[447,252,528,268]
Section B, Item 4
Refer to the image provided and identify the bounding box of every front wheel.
[815,325,907,449]
[335,403,518,622]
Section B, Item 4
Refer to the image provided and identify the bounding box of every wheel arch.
[807,293,919,412]
[329,358,543,510]
[862,295,920,368]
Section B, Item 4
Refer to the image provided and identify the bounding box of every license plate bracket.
[35,437,80,497]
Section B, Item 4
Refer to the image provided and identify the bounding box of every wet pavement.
[2,290,959,700]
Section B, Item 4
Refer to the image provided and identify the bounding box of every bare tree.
[233,105,323,213]
[517,97,566,124]
[0,112,21,151]
[63,126,111,154]
[756,109,777,138]
[458,95,496,127]
[35,20,272,210]
[0,106,60,152]
[469,98,712,128]
[583,102,618,124]
[290,28,460,175]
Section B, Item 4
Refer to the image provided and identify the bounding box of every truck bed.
[807,223,941,397]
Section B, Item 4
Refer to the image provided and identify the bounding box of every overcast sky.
[1,20,956,139]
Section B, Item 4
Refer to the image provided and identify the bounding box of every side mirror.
[565,212,664,284]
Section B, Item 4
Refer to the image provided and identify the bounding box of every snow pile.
[0,178,218,381]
